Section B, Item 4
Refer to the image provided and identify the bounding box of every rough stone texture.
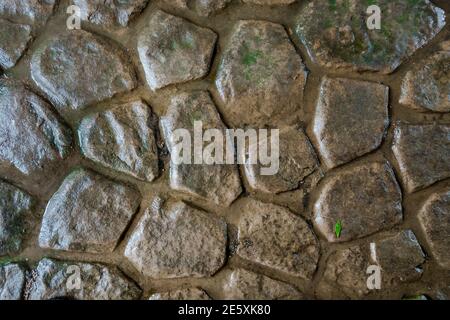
[314,161,403,243]
[242,126,319,194]
[149,288,211,300]
[169,0,231,16]
[295,0,446,74]
[26,258,141,300]
[125,198,227,279]
[0,263,26,300]
[215,20,307,127]
[236,199,320,280]
[0,80,72,177]
[78,100,159,182]
[0,0,56,25]
[419,188,450,269]
[371,230,425,284]
[31,30,136,114]
[0,181,34,256]
[160,91,242,207]
[243,0,296,5]
[38,168,141,253]
[0,19,31,70]
[72,0,149,28]
[400,51,450,113]
[312,77,389,169]
[138,10,217,90]
[223,269,302,300]
[392,123,450,193]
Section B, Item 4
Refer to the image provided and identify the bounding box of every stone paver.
[170,0,231,16]
[38,168,141,253]
[78,100,159,182]
[400,51,450,113]
[0,263,26,300]
[0,80,72,177]
[26,258,141,300]
[215,20,307,127]
[0,0,56,25]
[125,198,227,279]
[236,199,320,279]
[312,77,389,169]
[0,19,31,69]
[242,126,319,194]
[72,0,149,28]
[314,161,403,242]
[138,10,217,90]
[149,288,211,300]
[160,91,242,207]
[0,181,34,255]
[222,269,302,300]
[295,0,446,73]
[419,188,450,269]
[31,30,136,114]
[392,123,450,193]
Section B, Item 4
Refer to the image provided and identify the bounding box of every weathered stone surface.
[0,19,31,69]
[0,181,34,255]
[125,198,227,279]
[314,161,403,242]
[222,269,302,300]
[295,0,446,74]
[242,126,318,194]
[419,188,450,269]
[243,0,296,5]
[73,0,149,27]
[236,199,320,279]
[169,0,231,16]
[160,91,242,207]
[400,51,450,113]
[371,230,425,284]
[312,77,389,169]
[138,10,217,90]
[0,0,56,25]
[0,263,26,300]
[78,100,159,182]
[0,80,72,177]
[26,258,141,300]
[149,288,211,300]
[38,168,140,253]
[31,30,136,114]
[392,123,450,193]
[317,245,371,299]
[215,20,307,127]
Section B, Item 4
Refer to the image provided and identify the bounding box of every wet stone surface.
[0,263,26,300]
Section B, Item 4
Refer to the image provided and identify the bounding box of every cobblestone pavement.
[0,0,449,300]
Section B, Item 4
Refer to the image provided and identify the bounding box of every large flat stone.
[31,30,136,114]
[0,80,72,177]
[392,123,450,192]
[295,0,446,73]
[0,263,26,300]
[236,199,320,279]
[215,20,307,127]
[314,161,403,242]
[0,19,31,69]
[78,100,159,182]
[125,198,227,279]
[138,10,217,90]
[312,77,389,169]
[39,168,141,253]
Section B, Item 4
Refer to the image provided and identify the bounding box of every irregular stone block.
[312,77,389,169]
[0,19,31,69]
[215,20,307,127]
[314,161,403,242]
[236,199,320,279]
[26,258,141,300]
[79,100,159,182]
[125,198,227,279]
[392,123,450,192]
[149,288,211,300]
[0,0,56,25]
[138,10,217,90]
[39,168,141,253]
[169,0,231,16]
[295,0,446,73]
[0,263,26,300]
